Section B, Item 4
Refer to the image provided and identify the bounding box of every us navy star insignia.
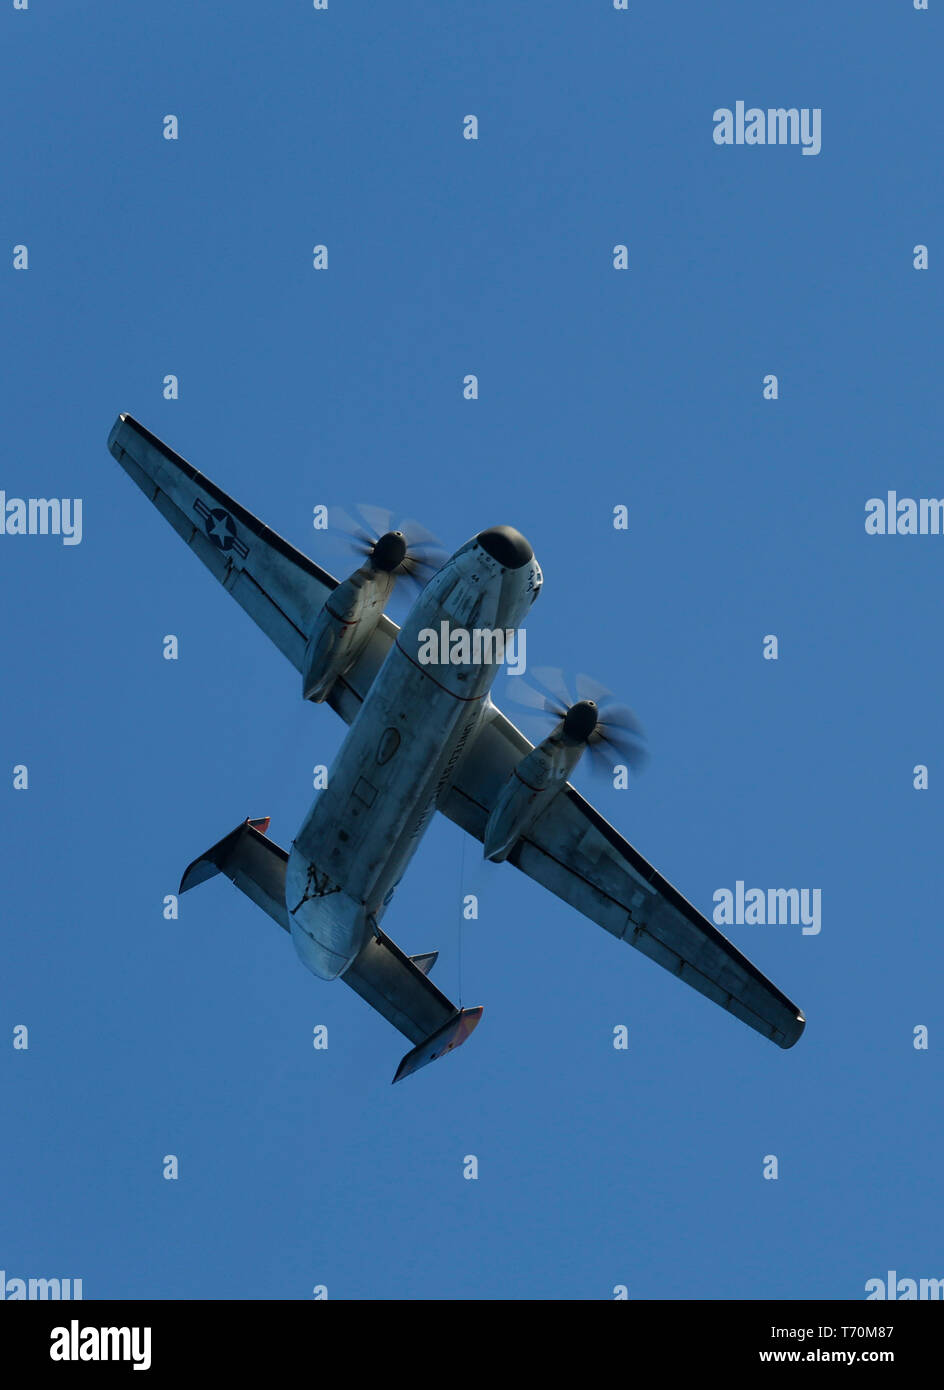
[193,497,249,558]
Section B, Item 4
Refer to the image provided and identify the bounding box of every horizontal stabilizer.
[179,817,289,932]
[393,1007,484,1084]
[343,928,482,1080]
[343,929,456,1044]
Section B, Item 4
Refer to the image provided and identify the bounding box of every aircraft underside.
[107,412,806,1084]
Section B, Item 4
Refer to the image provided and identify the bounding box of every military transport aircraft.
[106,414,806,1082]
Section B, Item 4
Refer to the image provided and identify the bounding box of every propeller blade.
[353,503,394,540]
[575,672,612,706]
[504,667,650,778]
[327,507,448,592]
[327,507,375,556]
[398,519,449,583]
[506,682,567,718]
[595,701,647,740]
[530,666,577,713]
[400,517,446,553]
[586,739,621,778]
[592,722,650,775]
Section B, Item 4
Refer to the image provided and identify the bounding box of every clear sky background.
[2,2,941,1300]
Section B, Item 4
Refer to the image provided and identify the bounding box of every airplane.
[105,413,806,1082]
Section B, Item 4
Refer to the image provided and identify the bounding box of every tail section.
[342,926,483,1083]
[179,816,289,931]
[179,822,483,1081]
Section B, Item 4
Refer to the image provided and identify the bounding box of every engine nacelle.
[303,565,395,702]
[483,733,584,862]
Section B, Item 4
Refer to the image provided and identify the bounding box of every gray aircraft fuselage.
[286,528,540,982]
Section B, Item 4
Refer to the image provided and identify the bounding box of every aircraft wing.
[107,414,401,691]
[107,413,400,719]
[439,705,806,1050]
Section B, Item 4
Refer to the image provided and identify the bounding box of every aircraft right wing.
[439,705,806,1050]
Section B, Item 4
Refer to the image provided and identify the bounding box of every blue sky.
[2,2,941,1300]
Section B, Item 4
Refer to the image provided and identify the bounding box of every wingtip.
[107,413,131,457]
[781,1009,806,1049]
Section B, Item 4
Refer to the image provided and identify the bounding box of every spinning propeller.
[507,666,650,777]
[330,504,449,595]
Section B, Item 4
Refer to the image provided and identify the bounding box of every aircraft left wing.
[107,414,401,719]
[439,705,806,1050]
[108,414,342,673]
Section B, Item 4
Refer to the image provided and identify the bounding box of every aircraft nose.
[476,525,533,570]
